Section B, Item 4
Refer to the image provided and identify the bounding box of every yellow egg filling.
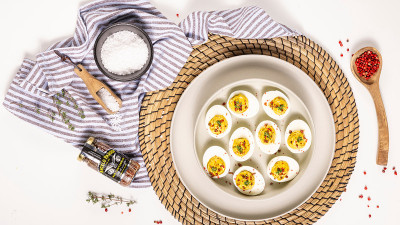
[268,96,288,115]
[287,130,307,149]
[229,94,249,114]
[235,170,255,190]
[207,156,226,176]
[258,124,276,144]
[270,160,289,181]
[232,138,250,157]
[208,115,228,135]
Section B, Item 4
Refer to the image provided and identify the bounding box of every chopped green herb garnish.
[244,180,250,186]
[216,120,222,126]
[297,136,303,143]
[236,145,243,153]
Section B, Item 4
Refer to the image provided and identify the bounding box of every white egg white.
[255,120,281,154]
[267,156,300,182]
[202,146,231,178]
[232,166,265,196]
[228,127,255,162]
[205,105,232,139]
[226,90,259,119]
[261,90,290,120]
[285,119,312,153]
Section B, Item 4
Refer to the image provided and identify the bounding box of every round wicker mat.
[138,34,359,225]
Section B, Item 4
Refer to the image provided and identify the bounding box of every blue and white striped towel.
[3,0,299,188]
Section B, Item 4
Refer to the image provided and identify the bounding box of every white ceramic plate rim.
[170,55,335,221]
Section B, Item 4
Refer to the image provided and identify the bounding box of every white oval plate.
[170,55,335,221]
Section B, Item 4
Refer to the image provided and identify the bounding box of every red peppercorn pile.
[355,50,380,80]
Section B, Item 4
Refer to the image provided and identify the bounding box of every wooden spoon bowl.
[350,47,389,165]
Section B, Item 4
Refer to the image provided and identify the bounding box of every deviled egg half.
[267,156,299,182]
[233,166,265,196]
[205,105,232,139]
[203,146,231,178]
[262,90,290,120]
[255,120,281,154]
[228,127,255,162]
[285,119,312,153]
[227,90,259,118]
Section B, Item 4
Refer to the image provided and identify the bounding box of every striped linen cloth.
[3,0,298,188]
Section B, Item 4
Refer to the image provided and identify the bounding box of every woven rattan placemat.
[138,34,359,225]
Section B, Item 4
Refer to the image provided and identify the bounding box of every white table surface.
[1,0,399,224]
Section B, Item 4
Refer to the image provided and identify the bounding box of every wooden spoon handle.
[369,84,389,165]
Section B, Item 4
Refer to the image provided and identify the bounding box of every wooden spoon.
[74,65,122,115]
[350,47,389,165]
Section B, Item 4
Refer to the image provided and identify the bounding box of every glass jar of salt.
[78,137,140,186]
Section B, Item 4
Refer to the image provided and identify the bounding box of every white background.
[1,0,399,224]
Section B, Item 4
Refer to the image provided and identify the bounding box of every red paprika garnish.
[129,208,132,212]
[340,53,343,57]
[395,171,398,175]
[359,194,363,199]
[355,50,380,80]
[363,171,366,175]
[339,40,343,47]
[369,214,371,218]
[377,205,380,208]
[364,185,368,190]
[368,196,371,201]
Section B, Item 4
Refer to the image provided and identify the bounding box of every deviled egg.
[262,90,290,120]
[285,119,312,153]
[267,156,299,182]
[255,120,281,154]
[228,127,255,162]
[233,166,265,195]
[205,105,232,139]
[227,90,259,118]
[203,146,231,178]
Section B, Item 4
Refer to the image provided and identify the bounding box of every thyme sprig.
[12,89,85,130]
[11,102,56,122]
[86,191,135,209]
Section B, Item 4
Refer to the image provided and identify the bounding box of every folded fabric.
[3,0,299,188]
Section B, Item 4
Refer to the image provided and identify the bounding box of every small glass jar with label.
[77,137,140,186]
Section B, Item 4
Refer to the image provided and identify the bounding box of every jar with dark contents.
[77,137,140,186]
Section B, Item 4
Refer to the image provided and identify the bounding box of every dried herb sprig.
[86,191,135,209]
[12,89,85,130]
[11,102,56,122]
